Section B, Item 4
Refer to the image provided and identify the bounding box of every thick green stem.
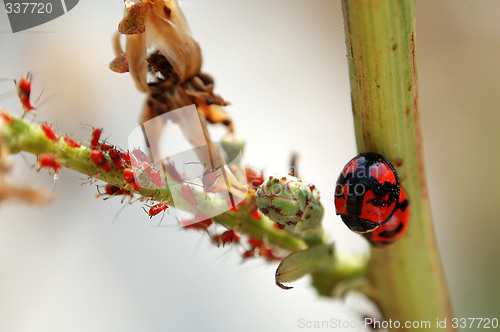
[342,0,454,327]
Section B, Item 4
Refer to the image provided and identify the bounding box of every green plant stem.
[342,0,454,327]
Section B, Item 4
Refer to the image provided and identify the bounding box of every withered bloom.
[110,0,233,131]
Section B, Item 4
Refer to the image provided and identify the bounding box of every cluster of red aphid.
[35,122,84,174]
[31,114,281,263]
[131,149,164,187]
[34,122,167,194]
[178,210,282,262]
[242,237,282,262]
[36,124,62,173]
[96,184,169,220]
[88,127,167,192]
[180,214,243,250]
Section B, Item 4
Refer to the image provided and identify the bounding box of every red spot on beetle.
[63,135,81,148]
[41,123,58,142]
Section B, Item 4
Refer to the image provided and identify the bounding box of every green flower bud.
[256,174,324,239]
[220,133,245,159]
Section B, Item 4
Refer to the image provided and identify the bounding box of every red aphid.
[123,168,142,191]
[259,246,281,262]
[147,202,168,218]
[109,148,124,169]
[245,167,264,189]
[202,167,219,189]
[99,143,114,152]
[96,184,131,200]
[90,128,102,149]
[248,237,263,249]
[90,149,112,172]
[242,249,256,259]
[41,123,58,142]
[220,230,239,244]
[212,230,240,247]
[180,185,198,206]
[38,153,61,172]
[164,163,182,182]
[0,111,13,124]
[15,73,35,113]
[227,197,239,212]
[182,213,212,230]
[143,162,165,187]
[242,237,281,262]
[132,149,152,164]
[104,183,130,196]
[63,135,81,148]
[122,152,132,166]
[250,210,261,221]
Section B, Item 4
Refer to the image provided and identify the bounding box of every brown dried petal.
[109,54,130,73]
[118,1,149,35]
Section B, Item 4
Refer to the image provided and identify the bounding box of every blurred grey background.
[0,0,498,331]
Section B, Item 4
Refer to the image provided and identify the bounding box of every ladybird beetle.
[334,153,400,233]
[363,188,410,248]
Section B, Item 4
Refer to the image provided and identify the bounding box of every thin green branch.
[0,111,304,251]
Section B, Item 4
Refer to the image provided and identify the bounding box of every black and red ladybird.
[334,153,400,233]
[363,188,410,248]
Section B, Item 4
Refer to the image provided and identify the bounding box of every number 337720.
[5,2,53,14]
